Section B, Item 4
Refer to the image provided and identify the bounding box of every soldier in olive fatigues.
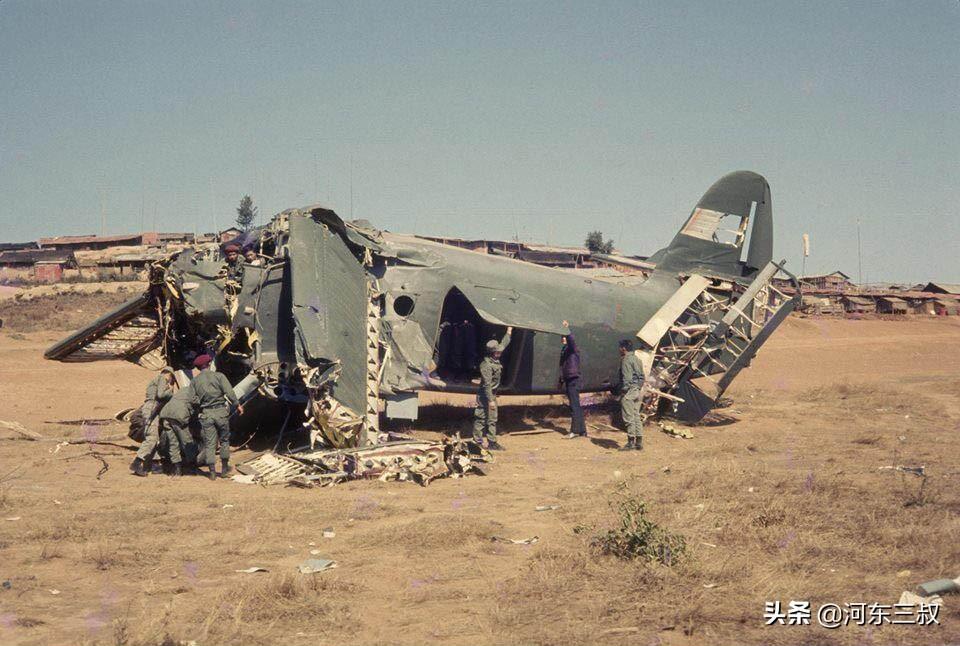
[224,244,244,283]
[131,367,176,477]
[473,327,512,450]
[615,339,645,451]
[158,380,199,476]
[191,354,243,480]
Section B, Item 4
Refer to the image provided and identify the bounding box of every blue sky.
[1,1,957,283]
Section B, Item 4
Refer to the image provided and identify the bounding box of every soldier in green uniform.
[473,326,512,451]
[615,339,645,451]
[158,380,199,477]
[191,354,243,480]
[224,244,243,282]
[131,366,176,477]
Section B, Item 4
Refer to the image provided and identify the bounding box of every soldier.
[131,367,176,477]
[158,380,199,477]
[242,245,262,266]
[615,339,644,451]
[224,244,243,282]
[192,354,243,480]
[473,326,512,451]
[559,321,587,439]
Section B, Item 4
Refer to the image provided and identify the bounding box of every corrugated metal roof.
[924,282,960,295]
[880,296,907,304]
[843,296,873,306]
[39,234,143,246]
[0,249,75,264]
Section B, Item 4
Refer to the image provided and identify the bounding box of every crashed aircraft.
[46,171,799,482]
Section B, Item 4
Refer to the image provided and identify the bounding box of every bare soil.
[1,311,959,646]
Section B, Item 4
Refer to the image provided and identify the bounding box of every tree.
[236,195,258,231]
[585,231,614,255]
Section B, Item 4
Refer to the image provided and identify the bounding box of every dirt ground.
[1,309,959,646]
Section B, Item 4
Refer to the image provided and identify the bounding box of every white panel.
[636,274,711,348]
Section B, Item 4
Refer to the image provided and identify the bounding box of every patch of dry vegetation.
[0,290,133,332]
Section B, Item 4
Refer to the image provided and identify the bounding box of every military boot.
[207,465,217,481]
[618,437,636,452]
[170,463,182,477]
[219,459,232,479]
[487,440,505,451]
[634,437,644,451]
[132,458,149,477]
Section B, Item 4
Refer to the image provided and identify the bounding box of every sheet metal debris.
[298,558,337,574]
[239,438,489,487]
[492,536,539,545]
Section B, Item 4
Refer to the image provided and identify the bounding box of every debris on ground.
[492,536,539,545]
[899,590,943,607]
[238,438,490,488]
[235,567,268,573]
[0,420,42,441]
[322,528,335,539]
[878,465,926,476]
[917,577,959,597]
[298,558,337,574]
[658,421,693,439]
[535,505,560,512]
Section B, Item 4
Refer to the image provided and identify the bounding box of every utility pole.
[856,218,863,293]
[349,154,354,219]
[97,189,106,237]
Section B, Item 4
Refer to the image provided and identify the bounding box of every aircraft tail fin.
[648,171,772,281]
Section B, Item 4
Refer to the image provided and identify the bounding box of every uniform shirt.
[144,373,174,407]
[159,381,199,424]
[226,259,244,282]
[478,331,511,399]
[192,369,239,411]
[618,352,644,392]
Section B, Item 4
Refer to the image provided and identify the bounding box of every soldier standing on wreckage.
[223,244,243,282]
[158,380,200,477]
[131,366,176,477]
[473,326,512,451]
[192,354,243,480]
[614,339,645,451]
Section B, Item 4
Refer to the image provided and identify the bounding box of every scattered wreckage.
[45,171,799,486]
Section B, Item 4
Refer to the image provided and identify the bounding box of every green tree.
[236,195,258,231]
[585,231,614,254]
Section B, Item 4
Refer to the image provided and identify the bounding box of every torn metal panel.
[636,274,711,348]
[380,318,435,392]
[455,282,568,335]
[288,213,369,415]
[239,439,488,487]
[43,293,161,362]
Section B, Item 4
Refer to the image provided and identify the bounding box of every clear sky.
[1,1,957,283]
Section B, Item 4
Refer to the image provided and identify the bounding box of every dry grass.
[0,291,132,332]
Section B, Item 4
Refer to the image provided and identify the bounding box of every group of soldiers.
[130,321,649,479]
[471,324,647,452]
[129,354,243,480]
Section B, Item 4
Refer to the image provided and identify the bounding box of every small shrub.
[591,491,687,565]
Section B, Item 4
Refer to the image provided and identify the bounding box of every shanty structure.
[922,282,960,296]
[799,271,853,293]
[0,241,39,253]
[841,295,874,314]
[39,234,146,251]
[877,296,908,315]
[0,249,78,282]
[219,227,244,243]
[933,299,959,316]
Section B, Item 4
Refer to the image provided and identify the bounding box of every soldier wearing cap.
[473,326,512,450]
[614,339,645,451]
[131,366,176,477]
[192,354,243,480]
[158,380,199,476]
[224,244,243,282]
